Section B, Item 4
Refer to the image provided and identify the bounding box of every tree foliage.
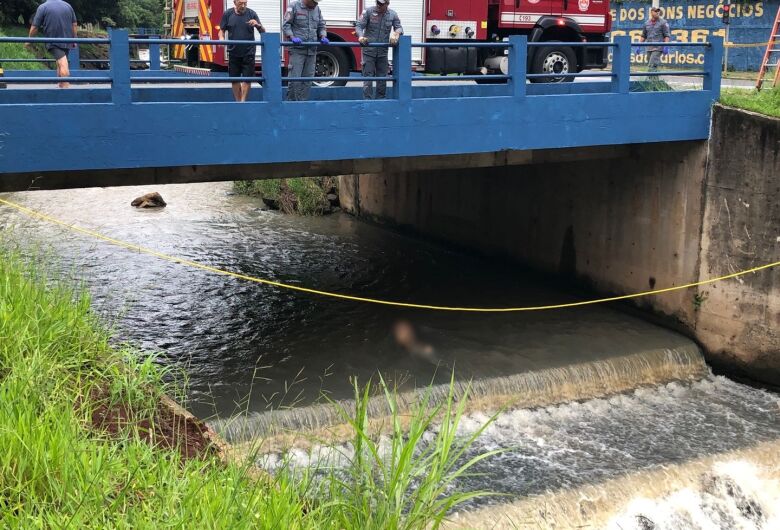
[1,0,164,30]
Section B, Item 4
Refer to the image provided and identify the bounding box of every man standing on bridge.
[283,0,328,101]
[639,7,671,75]
[27,0,78,89]
[219,0,265,102]
[356,0,403,100]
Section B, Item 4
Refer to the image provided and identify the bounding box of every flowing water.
[268,376,780,525]
[2,182,778,528]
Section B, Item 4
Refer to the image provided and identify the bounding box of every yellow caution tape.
[724,40,779,48]
[1,197,777,312]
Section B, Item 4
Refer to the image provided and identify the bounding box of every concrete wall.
[341,141,709,326]
[694,105,780,383]
[341,107,779,385]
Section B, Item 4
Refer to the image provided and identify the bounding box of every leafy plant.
[234,177,334,216]
[693,291,708,311]
[320,375,503,529]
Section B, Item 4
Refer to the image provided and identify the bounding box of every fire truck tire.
[530,44,576,83]
[314,46,350,87]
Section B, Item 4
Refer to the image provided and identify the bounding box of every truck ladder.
[756,5,780,90]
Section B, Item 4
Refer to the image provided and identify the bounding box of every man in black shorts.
[28,0,77,89]
[218,0,265,102]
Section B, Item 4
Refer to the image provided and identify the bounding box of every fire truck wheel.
[531,44,576,83]
[314,46,350,87]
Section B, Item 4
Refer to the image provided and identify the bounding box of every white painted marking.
[500,12,542,24]
[499,13,604,26]
[570,15,606,24]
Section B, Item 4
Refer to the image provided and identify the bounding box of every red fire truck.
[171,0,611,83]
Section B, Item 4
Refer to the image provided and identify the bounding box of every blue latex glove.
[633,46,641,55]
[291,37,302,44]
[662,46,670,55]
[320,37,329,45]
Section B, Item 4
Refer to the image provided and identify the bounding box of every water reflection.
[1,183,705,420]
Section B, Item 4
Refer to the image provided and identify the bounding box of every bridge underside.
[2,144,640,192]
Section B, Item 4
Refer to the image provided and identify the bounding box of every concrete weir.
[218,345,706,450]
[340,105,780,386]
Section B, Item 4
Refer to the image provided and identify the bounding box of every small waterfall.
[212,344,707,444]
[446,439,780,530]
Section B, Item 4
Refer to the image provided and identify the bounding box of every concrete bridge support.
[696,106,780,383]
[340,106,779,386]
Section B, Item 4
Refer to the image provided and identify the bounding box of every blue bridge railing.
[0,31,723,103]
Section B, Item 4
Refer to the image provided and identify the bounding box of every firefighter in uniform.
[282,0,328,101]
[639,7,670,75]
[356,0,403,99]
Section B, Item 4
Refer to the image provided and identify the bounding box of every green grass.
[722,70,759,81]
[0,243,497,528]
[1,24,110,72]
[323,375,502,529]
[630,78,674,92]
[720,87,780,118]
[234,178,282,200]
[234,177,334,215]
[0,25,48,70]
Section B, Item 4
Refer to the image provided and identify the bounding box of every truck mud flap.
[582,45,608,69]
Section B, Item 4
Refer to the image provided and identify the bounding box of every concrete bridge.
[0,31,722,191]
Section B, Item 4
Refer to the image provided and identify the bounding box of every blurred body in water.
[393,319,439,365]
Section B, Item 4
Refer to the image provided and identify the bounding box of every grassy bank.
[0,25,46,70]
[720,87,780,118]
[234,177,338,215]
[1,24,110,71]
[0,244,494,528]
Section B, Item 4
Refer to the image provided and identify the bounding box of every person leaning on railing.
[356,0,403,100]
[27,0,78,89]
[639,7,671,74]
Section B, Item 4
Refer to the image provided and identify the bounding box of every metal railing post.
[704,36,723,98]
[150,40,161,70]
[611,35,631,93]
[110,29,132,104]
[394,35,412,101]
[508,35,527,97]
[261,33,282,103]
[68,44,80,72]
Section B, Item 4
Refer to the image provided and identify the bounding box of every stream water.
[2,182,778,528]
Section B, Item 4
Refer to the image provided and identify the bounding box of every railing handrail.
[0,31,724,103]
[524,41,616,48]
[280,41,389,47]
[132,76,266,82]
[629,41,712,48]
[413,42,512,48]
[128,38,264,46]
[0,36,109,44]
[2,76,113,83]
[0,36,716,49]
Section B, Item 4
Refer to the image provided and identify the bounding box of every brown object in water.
[131,192,167,208]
